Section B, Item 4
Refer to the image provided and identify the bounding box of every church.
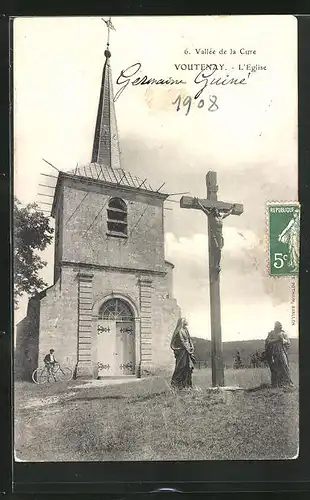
[15,41,181,380]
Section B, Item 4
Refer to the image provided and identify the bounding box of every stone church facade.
[15,46,181,380]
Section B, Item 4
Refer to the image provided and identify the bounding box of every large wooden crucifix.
[180,171,244,387]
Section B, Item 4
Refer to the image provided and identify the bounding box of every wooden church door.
[116,321,135,375]
[97,319,117,376]
[97,298,135,377]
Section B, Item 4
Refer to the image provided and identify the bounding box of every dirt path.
[17,377,145,410]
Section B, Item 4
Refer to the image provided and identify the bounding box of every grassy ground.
[14,366,299,461]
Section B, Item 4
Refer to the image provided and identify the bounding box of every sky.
[13,15,298,340]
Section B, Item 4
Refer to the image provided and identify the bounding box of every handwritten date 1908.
[172,94,218,115]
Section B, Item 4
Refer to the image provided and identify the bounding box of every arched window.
[107,197,128,236]
[99,298,134,320]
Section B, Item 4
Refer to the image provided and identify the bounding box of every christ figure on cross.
[194,198,236,273]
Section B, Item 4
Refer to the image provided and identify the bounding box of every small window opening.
[107,197,128,237]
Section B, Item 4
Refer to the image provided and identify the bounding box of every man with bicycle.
[44,349,57,380]
[32,349,73,384]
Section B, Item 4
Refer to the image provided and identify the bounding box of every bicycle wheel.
[57,367,73,382]
[32,367,49,385]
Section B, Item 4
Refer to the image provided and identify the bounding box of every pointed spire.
[91,20,120,169]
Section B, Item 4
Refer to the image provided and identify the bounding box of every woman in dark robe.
[170,317,195,389]
[265,321,294,388]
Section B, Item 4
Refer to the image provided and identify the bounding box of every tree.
[14,198,54,307]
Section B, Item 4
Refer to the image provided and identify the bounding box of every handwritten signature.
[114,63,186,102]
[114,63,251,103]
[194,67,250,99]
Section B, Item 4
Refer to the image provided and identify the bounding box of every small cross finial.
[101,17,116,48]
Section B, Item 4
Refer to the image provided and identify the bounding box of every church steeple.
[91,19,120,169]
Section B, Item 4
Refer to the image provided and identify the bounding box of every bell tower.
[51,25,168,282]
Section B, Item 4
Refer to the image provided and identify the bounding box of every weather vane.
[101,17,116,47]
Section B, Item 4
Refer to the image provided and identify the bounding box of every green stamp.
[268,202,300,276]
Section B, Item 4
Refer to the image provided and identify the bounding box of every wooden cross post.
[180,171,243,387]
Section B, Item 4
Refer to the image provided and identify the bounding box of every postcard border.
[4,12,310,495]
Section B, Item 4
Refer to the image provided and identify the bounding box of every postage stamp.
[267,202,300,276]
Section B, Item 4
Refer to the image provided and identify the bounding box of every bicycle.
[32,362,73,385]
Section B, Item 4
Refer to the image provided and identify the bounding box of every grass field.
[14,366,299,462]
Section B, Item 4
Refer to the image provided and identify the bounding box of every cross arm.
[180,196,243,216]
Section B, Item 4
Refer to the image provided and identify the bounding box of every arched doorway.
[97,297,135,377]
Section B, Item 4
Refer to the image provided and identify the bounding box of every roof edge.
[55,171,169,200]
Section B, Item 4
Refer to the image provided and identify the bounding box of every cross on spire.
[101,17,116,48]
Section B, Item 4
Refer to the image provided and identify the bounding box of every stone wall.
[151,271,181,370]
[58,178,166,273]
[15,298,40,381]
[54,188,64,283]
[37,272,78,373]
